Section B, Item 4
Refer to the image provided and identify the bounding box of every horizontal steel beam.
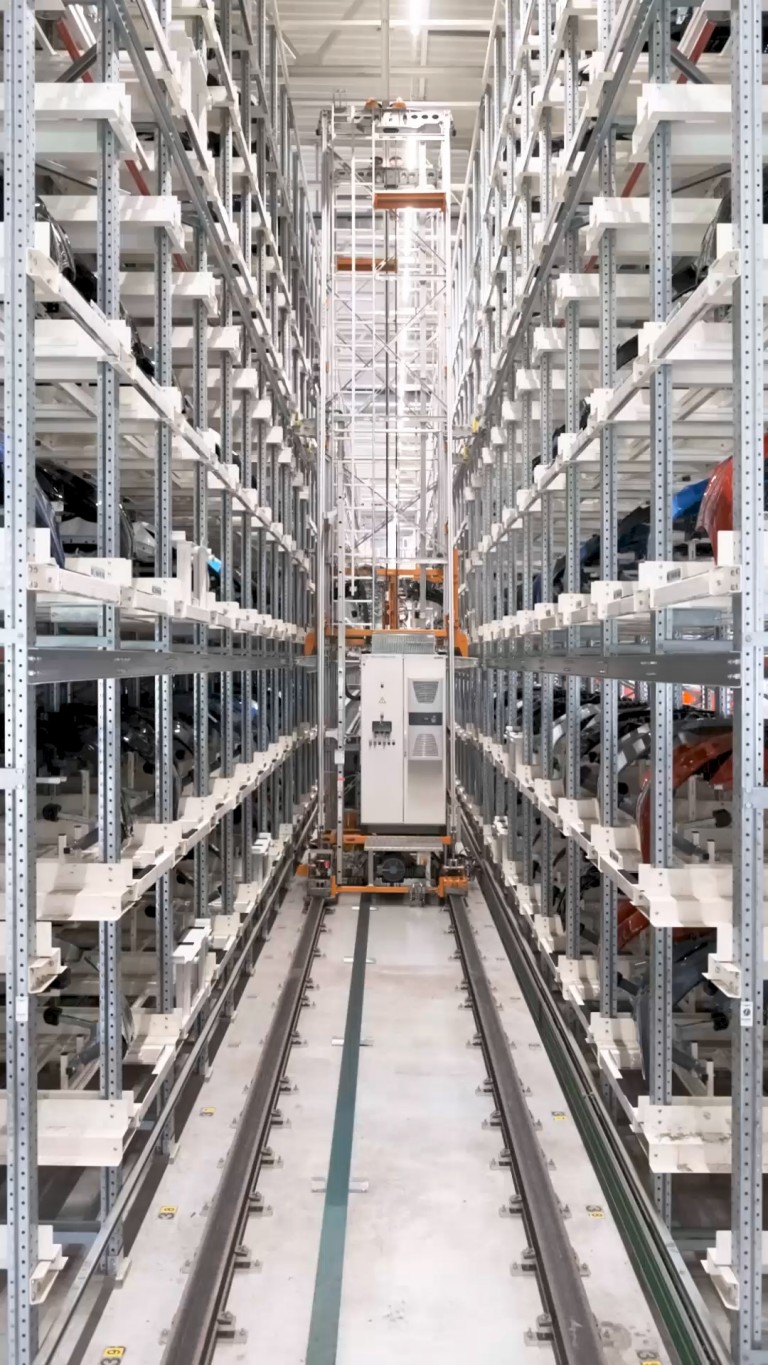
[291,65,487,78]
[476,647,739,688]
[286,18,494,30]
[28,646,297,685]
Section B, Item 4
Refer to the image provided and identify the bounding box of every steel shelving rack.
[451,0,767,1359]
[1,0,318,1358]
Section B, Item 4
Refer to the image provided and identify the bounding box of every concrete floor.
[337,899,546,1364]
[69,882,672,1365]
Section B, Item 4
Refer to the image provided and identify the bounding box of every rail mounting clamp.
[525,1314,554,1346]
[216,1311,247,1344]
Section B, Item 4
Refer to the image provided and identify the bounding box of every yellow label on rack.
[586,1205,604,1218]
[199,1106,215,1116]
[551,1111,567,1121]
[101,1350,126,1361]
[158,1205,177,1219]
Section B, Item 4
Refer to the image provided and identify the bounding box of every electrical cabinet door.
[360,655,404,824]
[403,655,446,826]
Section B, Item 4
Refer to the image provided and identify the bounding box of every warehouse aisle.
[334,898,546,1363]
[222,895,548,1364]
[73,882,668,1365]
[217,891,666,1365]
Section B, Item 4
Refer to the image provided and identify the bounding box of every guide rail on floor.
[447,889,608,1364]
[160,893,328,1365]
[461,801,730,1365]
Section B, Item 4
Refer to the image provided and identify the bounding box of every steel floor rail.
[459,795,731,1365]
[447,890,607,1365]
[159,892,328,1365]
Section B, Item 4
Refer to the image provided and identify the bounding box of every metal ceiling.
[273,0,496,192]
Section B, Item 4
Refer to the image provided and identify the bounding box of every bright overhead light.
[404,138,418,171]
[410,0,429,37]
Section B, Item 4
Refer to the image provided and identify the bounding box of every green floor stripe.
[306,895,371,1365]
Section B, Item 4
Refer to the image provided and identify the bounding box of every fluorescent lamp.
[410,0,429,37]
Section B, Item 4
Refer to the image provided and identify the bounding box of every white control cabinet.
[360,653,446,827]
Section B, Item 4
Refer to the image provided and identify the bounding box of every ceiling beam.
[311,0,368,63]
[289,64,484,79]
[281,19,494,32]
[381,0,390,101]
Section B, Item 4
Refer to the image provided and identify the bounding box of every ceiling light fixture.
[409,0,429,37]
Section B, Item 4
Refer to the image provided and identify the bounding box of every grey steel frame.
[4,0,39,1352]
[2,0,319,1357]
[316,103,456,856]
[451,0,768,1359]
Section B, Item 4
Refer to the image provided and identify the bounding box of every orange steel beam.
[374,565,443,581]
[342,565,443,578]
[373,190,446,213]
[331,879,418,896]
[386,575,398,627]
[336,255,397,272]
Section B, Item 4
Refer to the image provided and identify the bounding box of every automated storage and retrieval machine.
[360,646,446,829]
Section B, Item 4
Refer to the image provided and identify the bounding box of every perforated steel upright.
[3,0,38,1350]
[96,0,124,1269]
[731,0,765,1351]
[648,0,674,1225]
[597,0,619,1025]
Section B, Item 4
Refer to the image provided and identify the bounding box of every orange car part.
[620,732,737,948]
[636,732,735,864]
[698,435,768,558]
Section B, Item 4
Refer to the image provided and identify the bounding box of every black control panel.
[371,718,395,747]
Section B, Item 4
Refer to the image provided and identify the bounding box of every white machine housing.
[360,652,446,827]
